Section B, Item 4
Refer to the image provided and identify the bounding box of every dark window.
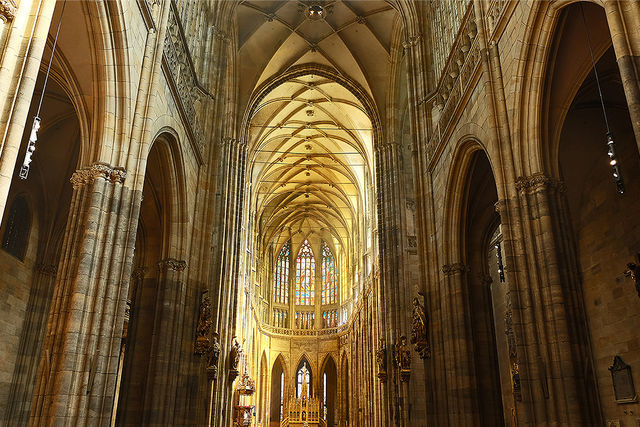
[2,196,31,261]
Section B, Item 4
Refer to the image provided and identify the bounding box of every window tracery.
[321,241,337,305]
[274,241,290,304]
[295,240,315,305]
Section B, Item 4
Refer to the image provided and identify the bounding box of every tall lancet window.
[295,240,315,305]
[274,241,290,304]
[321,241,337,305]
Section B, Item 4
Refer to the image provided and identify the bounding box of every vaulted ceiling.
[237,0,399,259]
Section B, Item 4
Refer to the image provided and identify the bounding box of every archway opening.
[115,136,180,425]
[321,356,337,427]
[270,356,286,426]
[461,149,508,425]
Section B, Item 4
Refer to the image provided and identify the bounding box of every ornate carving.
[195,291,213,355]
[511,362,522,401]
[229,337,243,381]
[376,338,387,381]
[122,300,132,340]
[237,371,256,396]
[157,258,187,272]
[515,173,564,193]
[207,332,221,381]
[0,0,16,23]
[131,266,146,281]
[393,335,411,382]
[410,295,430,359]
[441,262,467,276]
[36,263,58,276]
[504,293,520,400]
[624,254,640,298]
[70,163,126,189]
[163,6,205,155]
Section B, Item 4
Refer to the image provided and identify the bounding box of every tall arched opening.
[270,355,286,426]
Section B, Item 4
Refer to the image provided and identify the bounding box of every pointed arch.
[270,353,287,423]
[295,355,313,398]
[274,239,291,304]
[320,354,338,427]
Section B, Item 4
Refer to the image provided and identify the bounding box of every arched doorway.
[115,133,185,425]
[461,149,509,425]
[320,355,337,426]
[270,355,286,426]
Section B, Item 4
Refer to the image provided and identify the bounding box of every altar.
[281,364,326,427]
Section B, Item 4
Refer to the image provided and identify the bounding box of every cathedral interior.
[0,0,640,426]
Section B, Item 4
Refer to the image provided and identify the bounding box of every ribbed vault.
[250,70,373,257]
[238,1,399,318]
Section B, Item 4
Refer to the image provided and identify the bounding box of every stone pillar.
[0,0,57,222]
[5,263,57,425]
[142,258,188,424]
[513,174,602,425]
[29,163,137,426]
[603,0,640,154]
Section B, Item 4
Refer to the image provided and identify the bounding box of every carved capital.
[131,266,147,281]
[515,173,561,193]
[441,262,468,276]
[0,0,16,23]
[402,33,422,49]
[494,199,507,214]
[157,258,187,272]
[36,263,57,276]
[70,163,126,189]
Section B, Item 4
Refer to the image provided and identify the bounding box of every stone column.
[5,263,57,425]
[141,258,188,424]
[0,0,56,222]
[29,163,137,426]
[513,174,602,425]
[603,0,640,154]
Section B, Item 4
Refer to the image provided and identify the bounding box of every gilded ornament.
[410,295,431,359]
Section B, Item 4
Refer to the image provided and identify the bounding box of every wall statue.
[194,291,213,355]
[410,295,431,359]
[394,335,411,382]
[376,338,387,381]
[624,253,640,298]
[229,337,243,381]
[207,332,221,381]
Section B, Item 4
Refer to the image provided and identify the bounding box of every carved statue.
[207,332,221,381]
[376,338,387,381]
[624,254,640,298]
[231,338,242,368]
[194,292,213,355]
[410,295,431,359]
[394,335,411,382]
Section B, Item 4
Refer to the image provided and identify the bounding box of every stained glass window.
[321,241,337,305]
[295,240,315,305]
[274,241,290,304]
[322,310,337,328]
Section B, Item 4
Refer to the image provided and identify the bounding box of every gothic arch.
[441,137,492,262]
[145,129,188,257]
[514,0,607,176]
